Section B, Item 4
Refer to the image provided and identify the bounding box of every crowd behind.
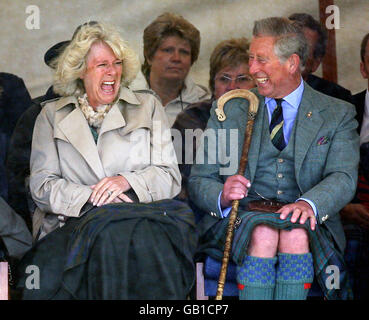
[0,11,369,300]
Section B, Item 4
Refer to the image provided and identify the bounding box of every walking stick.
[214,89,259,300]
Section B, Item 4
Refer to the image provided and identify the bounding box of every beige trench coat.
[30,87,181,239]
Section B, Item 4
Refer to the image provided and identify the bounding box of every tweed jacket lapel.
[294,84,325,183]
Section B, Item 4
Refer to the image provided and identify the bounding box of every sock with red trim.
[274,252,314,300]
[236,255,277,300]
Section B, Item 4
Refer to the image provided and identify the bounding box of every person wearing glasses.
[172,38,255,202]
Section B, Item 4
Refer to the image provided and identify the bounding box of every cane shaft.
[215,116,255,300]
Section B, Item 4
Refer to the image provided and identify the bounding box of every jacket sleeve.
[120,97,181,202]
[29,104,92,217]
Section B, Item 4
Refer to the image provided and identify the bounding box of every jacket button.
[277,190,283,195]
[277,173,283,178]
[278,158,284,163]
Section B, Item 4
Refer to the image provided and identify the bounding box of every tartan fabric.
[356,174,369,210]
[17,199,198,299]
[343,223,369,299]
[269,99,286,151]
[199,210,353,300]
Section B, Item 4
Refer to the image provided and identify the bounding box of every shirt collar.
[264,77,304,109]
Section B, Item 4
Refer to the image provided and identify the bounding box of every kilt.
[16,199,198,299]
[198,210,353,300]
[344,223,369,299]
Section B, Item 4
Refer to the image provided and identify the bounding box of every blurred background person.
[6,36,66,231]
[172,37,255,202]
[340,32,369,300]
[0,72,32,201]
[289,13,352,103]
[130,12,209,126]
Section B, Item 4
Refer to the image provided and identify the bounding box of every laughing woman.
[16,22,197,300]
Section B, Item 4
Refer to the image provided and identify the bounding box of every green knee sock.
[236,255,277,300]
[275,252,314,300]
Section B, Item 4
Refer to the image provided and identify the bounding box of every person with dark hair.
[189,17,358,300]
[0,73,32,202]
[130,12,209,126]
[172,38,255,201]
[340,32,369,300]
[288,13,352,103]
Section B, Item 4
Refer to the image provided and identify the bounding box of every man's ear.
[360,61,369,79]
[288,54,300,74]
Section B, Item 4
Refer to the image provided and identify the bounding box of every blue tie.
[269,99,286,151]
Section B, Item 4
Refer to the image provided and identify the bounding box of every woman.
[130,12,209,126]
[17,22,197,300]
[172,38,255,201]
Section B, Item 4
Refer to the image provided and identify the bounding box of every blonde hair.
[53,22,140,97]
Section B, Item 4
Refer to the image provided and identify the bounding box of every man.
[188,17,359,300]
[352,33,369,136]
[289,13,352,103]
[340,32,369,300]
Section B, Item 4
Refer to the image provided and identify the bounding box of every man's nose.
[248,59,260,76]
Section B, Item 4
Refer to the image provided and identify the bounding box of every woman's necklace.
[78,93,112,131]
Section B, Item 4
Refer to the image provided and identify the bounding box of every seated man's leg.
[237,224,278,300]
[275,229,314,300]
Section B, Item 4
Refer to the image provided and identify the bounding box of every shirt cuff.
[218,191,232,218]
[297,197,318,217]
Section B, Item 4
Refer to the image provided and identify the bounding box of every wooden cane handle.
[215,89,259,122]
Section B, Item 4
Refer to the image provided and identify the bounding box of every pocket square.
[317,136,329,145]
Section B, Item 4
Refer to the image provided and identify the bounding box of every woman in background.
[130,12,209,126]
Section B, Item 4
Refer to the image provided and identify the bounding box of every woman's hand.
[89,176,133,207]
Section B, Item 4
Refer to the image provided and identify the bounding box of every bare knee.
[248,224,279,258]
[278,228,309,254]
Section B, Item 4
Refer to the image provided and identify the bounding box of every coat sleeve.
[120,97,181,202]
[29,104,92,217]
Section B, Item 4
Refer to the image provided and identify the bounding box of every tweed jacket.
[188,83,359,253]
[30,87,181,239]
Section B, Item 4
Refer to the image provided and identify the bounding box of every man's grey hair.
[253,17,308,71]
